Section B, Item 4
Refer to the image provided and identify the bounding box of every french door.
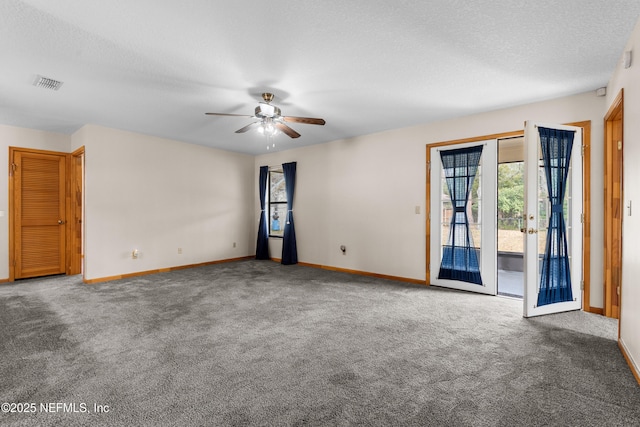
[523,122,583,317]
[429,140,498,295]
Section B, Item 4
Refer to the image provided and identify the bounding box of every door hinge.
[581,145,585,156]
[10,163,17,176]
[581,213,585,223]
[580,280,584,290]
[427,160,431,172]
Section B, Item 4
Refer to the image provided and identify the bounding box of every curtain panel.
[255,166,270,260]
[537,127,575,306]
[437,145,483,285]
[281,162,298,265]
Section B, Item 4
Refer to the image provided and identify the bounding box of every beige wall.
[1,124,255,282]
[0,124,71,280]
[256,91,606,308]
[1,91,608,313]
[72,125,255,281]
[607,18,640,379]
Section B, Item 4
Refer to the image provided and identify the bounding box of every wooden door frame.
[426,121,594,313]
[8,146,83,281]
[604,89,624,319]
[70,146,85,277]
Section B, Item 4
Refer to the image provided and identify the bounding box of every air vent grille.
[33,75,64,91]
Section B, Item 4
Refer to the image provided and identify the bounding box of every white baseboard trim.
[618,337,640,385]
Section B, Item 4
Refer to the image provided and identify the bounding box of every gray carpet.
[0,260,638,426]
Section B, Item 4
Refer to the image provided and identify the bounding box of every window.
[268,167,287,237]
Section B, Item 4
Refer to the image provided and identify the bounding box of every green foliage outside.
[497,162,524,229]
[441,161,526,230]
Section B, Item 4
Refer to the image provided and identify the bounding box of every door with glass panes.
[429,140,498,295]
[522,122,583,317]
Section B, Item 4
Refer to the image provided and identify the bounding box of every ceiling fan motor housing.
[255,103,281,119]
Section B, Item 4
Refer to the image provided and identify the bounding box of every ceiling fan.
[205,93,325,139]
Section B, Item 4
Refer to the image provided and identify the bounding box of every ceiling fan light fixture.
[205,91,323,144]
[258,119,278,136]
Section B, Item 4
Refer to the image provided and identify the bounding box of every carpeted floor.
[0,260,638,426]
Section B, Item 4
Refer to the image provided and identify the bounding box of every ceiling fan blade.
[282,116,326,125]
[275,122,301,139]
[235,122,260,133]
[205,112,253,118]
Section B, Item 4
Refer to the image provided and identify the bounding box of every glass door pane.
[523,121,583,317]
[429,140,497,295]
[497,150,525,298]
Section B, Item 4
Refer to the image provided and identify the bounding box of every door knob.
[58,219,65,225]
[520,228,526,233]
[528,228,537,234]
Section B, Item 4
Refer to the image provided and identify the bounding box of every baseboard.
[5,257,425,286]
[584,306,604,315]
[294,260,426,285]
[84,256,255,284]
[618,338,640,386]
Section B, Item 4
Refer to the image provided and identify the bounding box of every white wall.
[72,125,255,281]
[0,124,71,280]
[256,91,606,308]
[607,18,640,378]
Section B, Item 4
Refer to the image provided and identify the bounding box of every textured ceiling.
[1,0,639,155]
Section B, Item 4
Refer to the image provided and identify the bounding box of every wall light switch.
[415,206,421,215]
[624,50,632,69]
[0,211,4,217]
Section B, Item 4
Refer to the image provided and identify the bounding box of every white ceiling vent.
[33,75,64,91]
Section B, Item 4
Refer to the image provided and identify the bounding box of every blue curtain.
[537,127,575,306]
[438,145,483,285]
[281,162,298,265]
[255,166,270,260]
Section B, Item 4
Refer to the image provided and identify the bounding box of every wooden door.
[70,148,84,276]
[10,148,69,279]
[604,90,623,319]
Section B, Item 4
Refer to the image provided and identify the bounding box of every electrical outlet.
[178,247,182,254]
[132,249,139,259]
[233,242,236,248]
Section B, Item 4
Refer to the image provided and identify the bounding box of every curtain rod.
[261,164,288,169]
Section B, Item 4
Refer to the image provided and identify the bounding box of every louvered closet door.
[14,151,67,279]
